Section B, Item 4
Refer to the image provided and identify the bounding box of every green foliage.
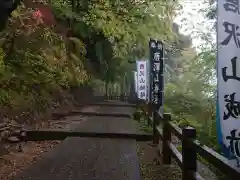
[0,3,90,113]
[0,0,183,119]
[0,0,218,155]
[164,42,218,150]
[51,0,180,82]
[133,108,153,133]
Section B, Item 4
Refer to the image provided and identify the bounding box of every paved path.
[13,101,140,180]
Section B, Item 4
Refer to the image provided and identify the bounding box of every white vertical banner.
[133,71,138,93]
[217,0,240,169]
[136,60,147,100]
[146,59,150,102]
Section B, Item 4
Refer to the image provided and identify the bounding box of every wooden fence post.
[162,113,171,164]
[147,113,151,126]
[153,111,160,144]
[120,94,123,101]
[147,103,151,126]
[182,127,197,180]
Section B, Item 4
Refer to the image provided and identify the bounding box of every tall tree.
[51,0,181,81]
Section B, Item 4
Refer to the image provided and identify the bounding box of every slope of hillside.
[0,1,92,130]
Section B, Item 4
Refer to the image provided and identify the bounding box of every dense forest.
[0,0,223,179]
[0,0,176,122]
[0,0,217,151]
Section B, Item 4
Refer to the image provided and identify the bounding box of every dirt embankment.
[0,85,98,180]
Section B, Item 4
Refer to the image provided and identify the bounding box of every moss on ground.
[133,110,181,180]
[136,142,181,180]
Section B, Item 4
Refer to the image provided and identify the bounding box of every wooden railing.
[102,94,130,101]
[139,103,240,180]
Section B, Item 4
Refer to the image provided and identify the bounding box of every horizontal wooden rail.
[168,141,182,168]
[138,101,240,180]
[71,111,132,118]
[154,114,203,180]
[155,115,240,179]
[53,111,132,119]
[169,122,182,140]
[194,140,240,179]
[156,125,163,138]
[22,130,153,142]
[79,103,136,108]
[75,103,136,108]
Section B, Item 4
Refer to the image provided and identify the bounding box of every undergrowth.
[0,4,90,121]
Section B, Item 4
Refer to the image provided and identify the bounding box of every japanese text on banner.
[217,0,240,168]
[149,39,164,112]
[137,61,147,100]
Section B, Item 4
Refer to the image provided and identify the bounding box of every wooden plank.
[52,112,132,119]
[68,111,132,118]
[156,125,163,139]
[194,172,205,180]
[23,130,153,142]
[168,141,182,168]
[77,103,136,108]
[194,140,240,179]
[162,114,171,164]
[182,127,197,180]
[169,122,182,140]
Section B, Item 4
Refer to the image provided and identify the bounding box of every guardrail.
[138,103,240,180]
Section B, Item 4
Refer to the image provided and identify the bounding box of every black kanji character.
[226,129,240,158]
[139,85,146,91]
[139,71,144,76]
[140,91,146,98]
[222,56,240,82]
[224,0,240,14]
[223,92,240,120]
[221,21,240,47]
[140,78,145,83]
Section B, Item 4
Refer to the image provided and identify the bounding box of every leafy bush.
[0,4,90,116]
